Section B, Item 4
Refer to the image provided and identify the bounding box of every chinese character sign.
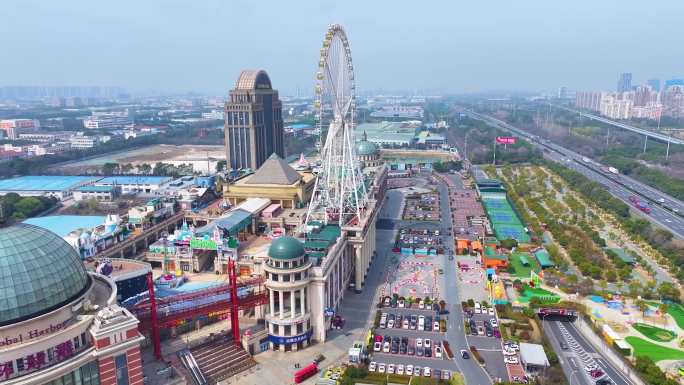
[495,136,516,145]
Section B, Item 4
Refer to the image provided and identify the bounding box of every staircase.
[190,338,256,384]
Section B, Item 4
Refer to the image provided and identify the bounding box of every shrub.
[469,346,485,364]
[467,298,475,307]
[519,330,531,340]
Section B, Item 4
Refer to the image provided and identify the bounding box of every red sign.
[496,136,516,145]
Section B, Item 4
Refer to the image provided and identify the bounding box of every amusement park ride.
[132,24,363,362]
[305,24,368,228]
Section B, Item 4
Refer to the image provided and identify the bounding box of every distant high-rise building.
[617,73,632,92]
[665,79,684,90]
[557,86,568,99]
[647,79,661,92]
[224,70,284,171]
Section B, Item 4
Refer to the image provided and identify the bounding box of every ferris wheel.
[306,24,367,227]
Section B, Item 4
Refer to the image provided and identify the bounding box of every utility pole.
[643,135,648,153]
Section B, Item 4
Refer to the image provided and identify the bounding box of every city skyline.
[2,0,684,95]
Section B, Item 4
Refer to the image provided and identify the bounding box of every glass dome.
[0,224,90,325]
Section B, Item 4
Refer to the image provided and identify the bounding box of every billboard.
[496,136,516,145]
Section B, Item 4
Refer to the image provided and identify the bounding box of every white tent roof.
[235,197,272,214]
[520,343,550,367]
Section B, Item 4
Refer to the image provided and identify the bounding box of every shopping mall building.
[0,224,144,385]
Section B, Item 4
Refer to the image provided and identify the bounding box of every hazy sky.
[2,0,683,95]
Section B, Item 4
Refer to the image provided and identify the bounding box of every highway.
[549,104,684,145]
[466,110,684,240]
[543,319,637,385]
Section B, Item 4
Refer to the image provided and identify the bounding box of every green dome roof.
[0,224,90,326]
[268,236,305,260]
[356,140,378,156]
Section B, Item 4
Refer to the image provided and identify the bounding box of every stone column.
[290,290,296,319]
[269,289,275,316]
[300,287,306,316]
[278,290,284,320]
[354,246,363,293]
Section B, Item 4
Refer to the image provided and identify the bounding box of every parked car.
[442,370,451,380]
[374,335,383,343]
[419,300,425,309]
[460,350,470,359]
[416,338,423,348]
[595,380,612,385]
[433,321,440,331]
[477,326,484,335]
[406,365,414,376]
[590,369,605,379]
[417,346,424,357]
[369,361,377,372]
[584,364,598,372]
[408,344,415,355]
[403,319,410,329]
[398,299,405,308]
[373,342,381,352]
[387,364,395,374]
[383,297,391,307]
[397,364,404,375]
[387,319,395,329]
[560,341,568,350]
[490,319,498,328]
[423,367,431,377]
[383,341,390,353]
[425,346,432,357]
[434,345,443,358]
[504,356,519,364]
[505,342,520,351]
[489,308,495,315]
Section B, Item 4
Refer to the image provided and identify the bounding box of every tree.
[628,281,643,298]
[657,282,680,302]
[216,159,227,172]
[659,303,669,326]
[102,162,119,175]
[120,163,134,174]
[139,163,152,175]
[636,299,649,318]
[14,197,44,217]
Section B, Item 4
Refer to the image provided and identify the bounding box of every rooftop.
[520,343,550,367]
[0,224,91,326]
[244,153,303,185]
[196,209,252,236]
[23,215,106,238]
[97,176,172,185]
[235,69,272,90]
[77,185,117,192]
[0,175,99,192]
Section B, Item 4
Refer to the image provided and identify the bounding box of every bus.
[294,363,318,384]
[537,308,577,322]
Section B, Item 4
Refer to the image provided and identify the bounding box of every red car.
[590,369,605,379]
[374,335,383,343]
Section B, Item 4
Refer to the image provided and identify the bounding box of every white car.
[406,365,414,376]
[397,364,404,375]
[584,363,598,372]
[424,339,431,349]
[373,342,382,352]
[387,319,395,328]
[433,321,440,332]
[383,341,390,353]
[416,338,423,348]
[423,367,431,377]
[503,347,517,356]
[489,308,495,315]
[403,319,410,329]
[419,300,425,309]
[505,342,519,351]
[434,345,443,358]
[387,364,395,374]
[490,319,498,328]
[369,361,377,372]
[378,363,386,374]
[398,299,405,308]
[504,356,519,364]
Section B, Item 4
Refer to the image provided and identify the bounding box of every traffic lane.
[478,350,508,383]
[543,321,593,385]
[466,335,502,350]
[562,322,634,385]
[439,179,493,385]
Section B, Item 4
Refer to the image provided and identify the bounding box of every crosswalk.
[557,323,610,384]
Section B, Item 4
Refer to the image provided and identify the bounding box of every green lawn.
[508,252,540,278]
[646,301,684,331]
[625,336,684,362]
[632,323,676,342]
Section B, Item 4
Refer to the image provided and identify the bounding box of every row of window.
[270,320,310,337]
[270,257,307,269]
[44,360,100,385]
[269,270,307,283]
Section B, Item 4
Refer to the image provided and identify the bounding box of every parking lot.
[369,303,453,380]
[463,302,509,381]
